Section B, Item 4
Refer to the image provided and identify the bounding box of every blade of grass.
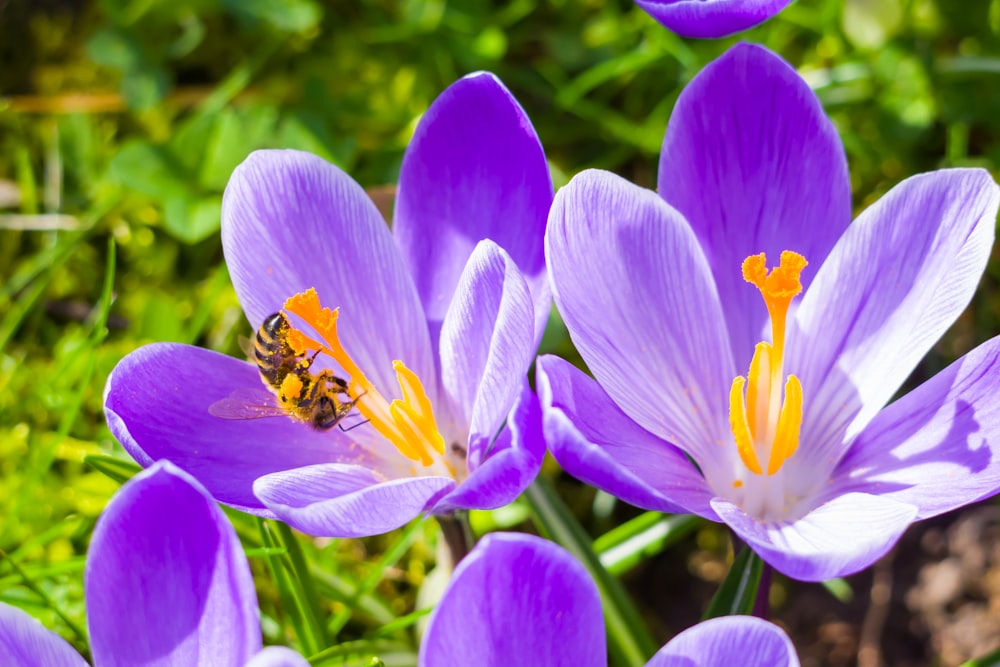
[257,518,321,656]
[0,547,88,646]
[702,547,764,619]
[276,521,330,650]
[525,475,657,667]
[328,517,424,638]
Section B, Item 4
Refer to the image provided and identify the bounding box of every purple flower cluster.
[7,3,1000,662]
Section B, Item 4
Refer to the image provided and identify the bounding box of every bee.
[210,312,364,430]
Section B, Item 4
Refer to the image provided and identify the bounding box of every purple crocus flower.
[635,0,793,39]
[104,72,551,537]
[539,42,1000,581]
[420,531,799,666]
[0,461,308,666]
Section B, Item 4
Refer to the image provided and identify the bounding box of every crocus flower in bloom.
[538,42,1000,581]
[635,0,793,39]
[420,531,799,666]
[0,461,308,666]
[104,72,551,537]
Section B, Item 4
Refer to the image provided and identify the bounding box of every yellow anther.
[729,376,763,475]
[282,288,446,467]
[767,375,802,475]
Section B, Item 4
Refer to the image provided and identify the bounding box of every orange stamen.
[282,288,445,466]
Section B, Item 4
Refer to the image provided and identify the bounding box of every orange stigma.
[282,288,446,467]
[729,251,807,477]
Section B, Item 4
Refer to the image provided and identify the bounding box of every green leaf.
[222,0,323,32]
[525,476,657,667]
[961,644,1000,667]
[162,195,223,244]
[702,547,765,619]
[83,455,142,485]
[109,141,190,200]
[594,512,703,577]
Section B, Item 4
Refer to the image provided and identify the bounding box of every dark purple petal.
[647,616,799,667]
[438,240,535,464]
[245,646,311,667]
[660,43,850,369]
[788,169,999,471]
[419,533,605,667]
[431,379,545,513]
[104,343,374,515]
[0,603,86,667]
[537,355,718,519]
[86,461,261,666]
[712,493,917,581]
[834,336,1000,519]
[546,169,735,465]
[395,72,552,345]
[222,149,434,393]
[253,464,454,537]
[636,0,793,39]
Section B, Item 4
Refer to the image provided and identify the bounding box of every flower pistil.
[729,251,807,482]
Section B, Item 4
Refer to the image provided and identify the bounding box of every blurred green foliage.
[2,0,1000,664]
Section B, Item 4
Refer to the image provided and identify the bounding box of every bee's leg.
[338,391,369,432]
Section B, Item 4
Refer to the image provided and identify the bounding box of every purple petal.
[636,0,793,39]
[648,616,799,667]
[104,342,374,515]
[438,240,535,464]
[245,646,311,667]
[253,464,455,537]
[659,43,850,369]
[789,169,999,470]
[222,149,434,393]
[834,336,1000,519]
[546,169,735,467]
[419,533,605,667]
[395,72,552,345]
[537,355,718,519]
[86,461,261,666]
[0,603,86,667]
[712,492,917,581]
[431,379,545,513]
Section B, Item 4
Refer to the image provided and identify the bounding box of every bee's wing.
[237,334,256,360]
[209,387,286,420]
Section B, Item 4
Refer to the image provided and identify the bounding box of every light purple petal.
[86,461,261,666]
[104,342,375,515]
[636,0,793,39]
[245,646,311,667]
[789,169,999,470]
[419,533,605,667]
[712,492,917,581]
[222,149,434,393]
[647,616,799,667]
[537,355,718,519]
[546,169,735,468]
[659,43,850,369]
[0,603,86,667]
[431,379,545,513]
[253,464,454,537]
[834,335,1000,519]
[439,240,535,463]
[395,72,552,345]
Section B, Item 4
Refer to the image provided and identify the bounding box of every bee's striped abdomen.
[255,312,297,387]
